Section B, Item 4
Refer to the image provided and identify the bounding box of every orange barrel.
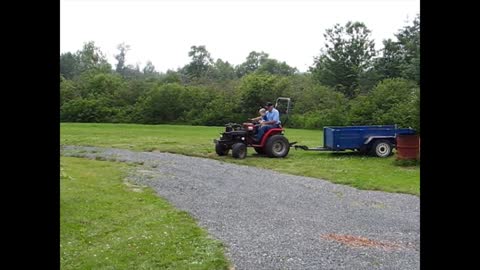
[396,134,420,160]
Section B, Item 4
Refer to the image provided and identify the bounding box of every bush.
[133,83,187,124]
[61,98,115,122]
[238,73,290,116]
[59,65,418,130]
[285,80,349,129]
[349,78,419,131]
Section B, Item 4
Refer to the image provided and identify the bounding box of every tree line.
[60,16,419,132]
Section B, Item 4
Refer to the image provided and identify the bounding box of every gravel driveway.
[61,145,419,270]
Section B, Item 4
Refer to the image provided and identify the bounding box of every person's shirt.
[265,108,280,125]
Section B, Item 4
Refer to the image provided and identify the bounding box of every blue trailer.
[295,125,416,157]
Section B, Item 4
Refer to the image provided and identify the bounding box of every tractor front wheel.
[232,143,247,159]
[215,143,229,156]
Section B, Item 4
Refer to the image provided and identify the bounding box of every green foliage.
[311,21,376,98]
[396,15,420,84]
[77,41,112,74]
[134,83,188,124]
[61,98,115,122]
[283,74,349,129]
[60,52,79,79]
[374,15,420,85]
[114,42,130,74]
[60,75,80,107]
[118,78,151,106]
[179,85,215,123]
[237,73,289,115]
[143,60,157,75]
[374,39,404,79]
[357,68,382,94]
[196,91,243,126]
[235,51,270,77]
[289,100,349,129]
[183,45,214,80]
[257,58,297,76]
[78,72,125,99]
[160,70,182,84]
[236,51,297,77]
[349,78,419,131]
[60,41,113,79]
[209,59,237,81]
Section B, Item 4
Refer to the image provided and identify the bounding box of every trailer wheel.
[232,143,247,159]
[370,140,393,158]
[215,143,229,156]
[265,135,290,158]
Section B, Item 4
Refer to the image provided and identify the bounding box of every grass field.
[60,156,230,269]
[61,123,419,195]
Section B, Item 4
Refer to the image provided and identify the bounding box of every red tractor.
[213,97,295,159]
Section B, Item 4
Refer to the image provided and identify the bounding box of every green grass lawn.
[60,156,230,270]
[61,123,419,195]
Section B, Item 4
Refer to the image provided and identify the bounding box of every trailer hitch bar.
[294,145,330,151]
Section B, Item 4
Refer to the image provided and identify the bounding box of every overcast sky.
[60,0,420,73]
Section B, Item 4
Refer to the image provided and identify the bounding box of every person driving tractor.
[255,102,281,142]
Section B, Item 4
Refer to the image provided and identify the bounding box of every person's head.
[265,102,274,112]
[259,108,266,116]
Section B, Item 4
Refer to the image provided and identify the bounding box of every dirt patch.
[321,234,405,251]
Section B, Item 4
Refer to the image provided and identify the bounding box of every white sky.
[60,0,420,73]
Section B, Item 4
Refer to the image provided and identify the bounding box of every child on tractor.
[249,108,267,124]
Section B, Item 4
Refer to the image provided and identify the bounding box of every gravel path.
[61,145,419,270]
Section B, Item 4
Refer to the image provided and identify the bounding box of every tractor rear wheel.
[232,143,247,159]
[265,135,290,158]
